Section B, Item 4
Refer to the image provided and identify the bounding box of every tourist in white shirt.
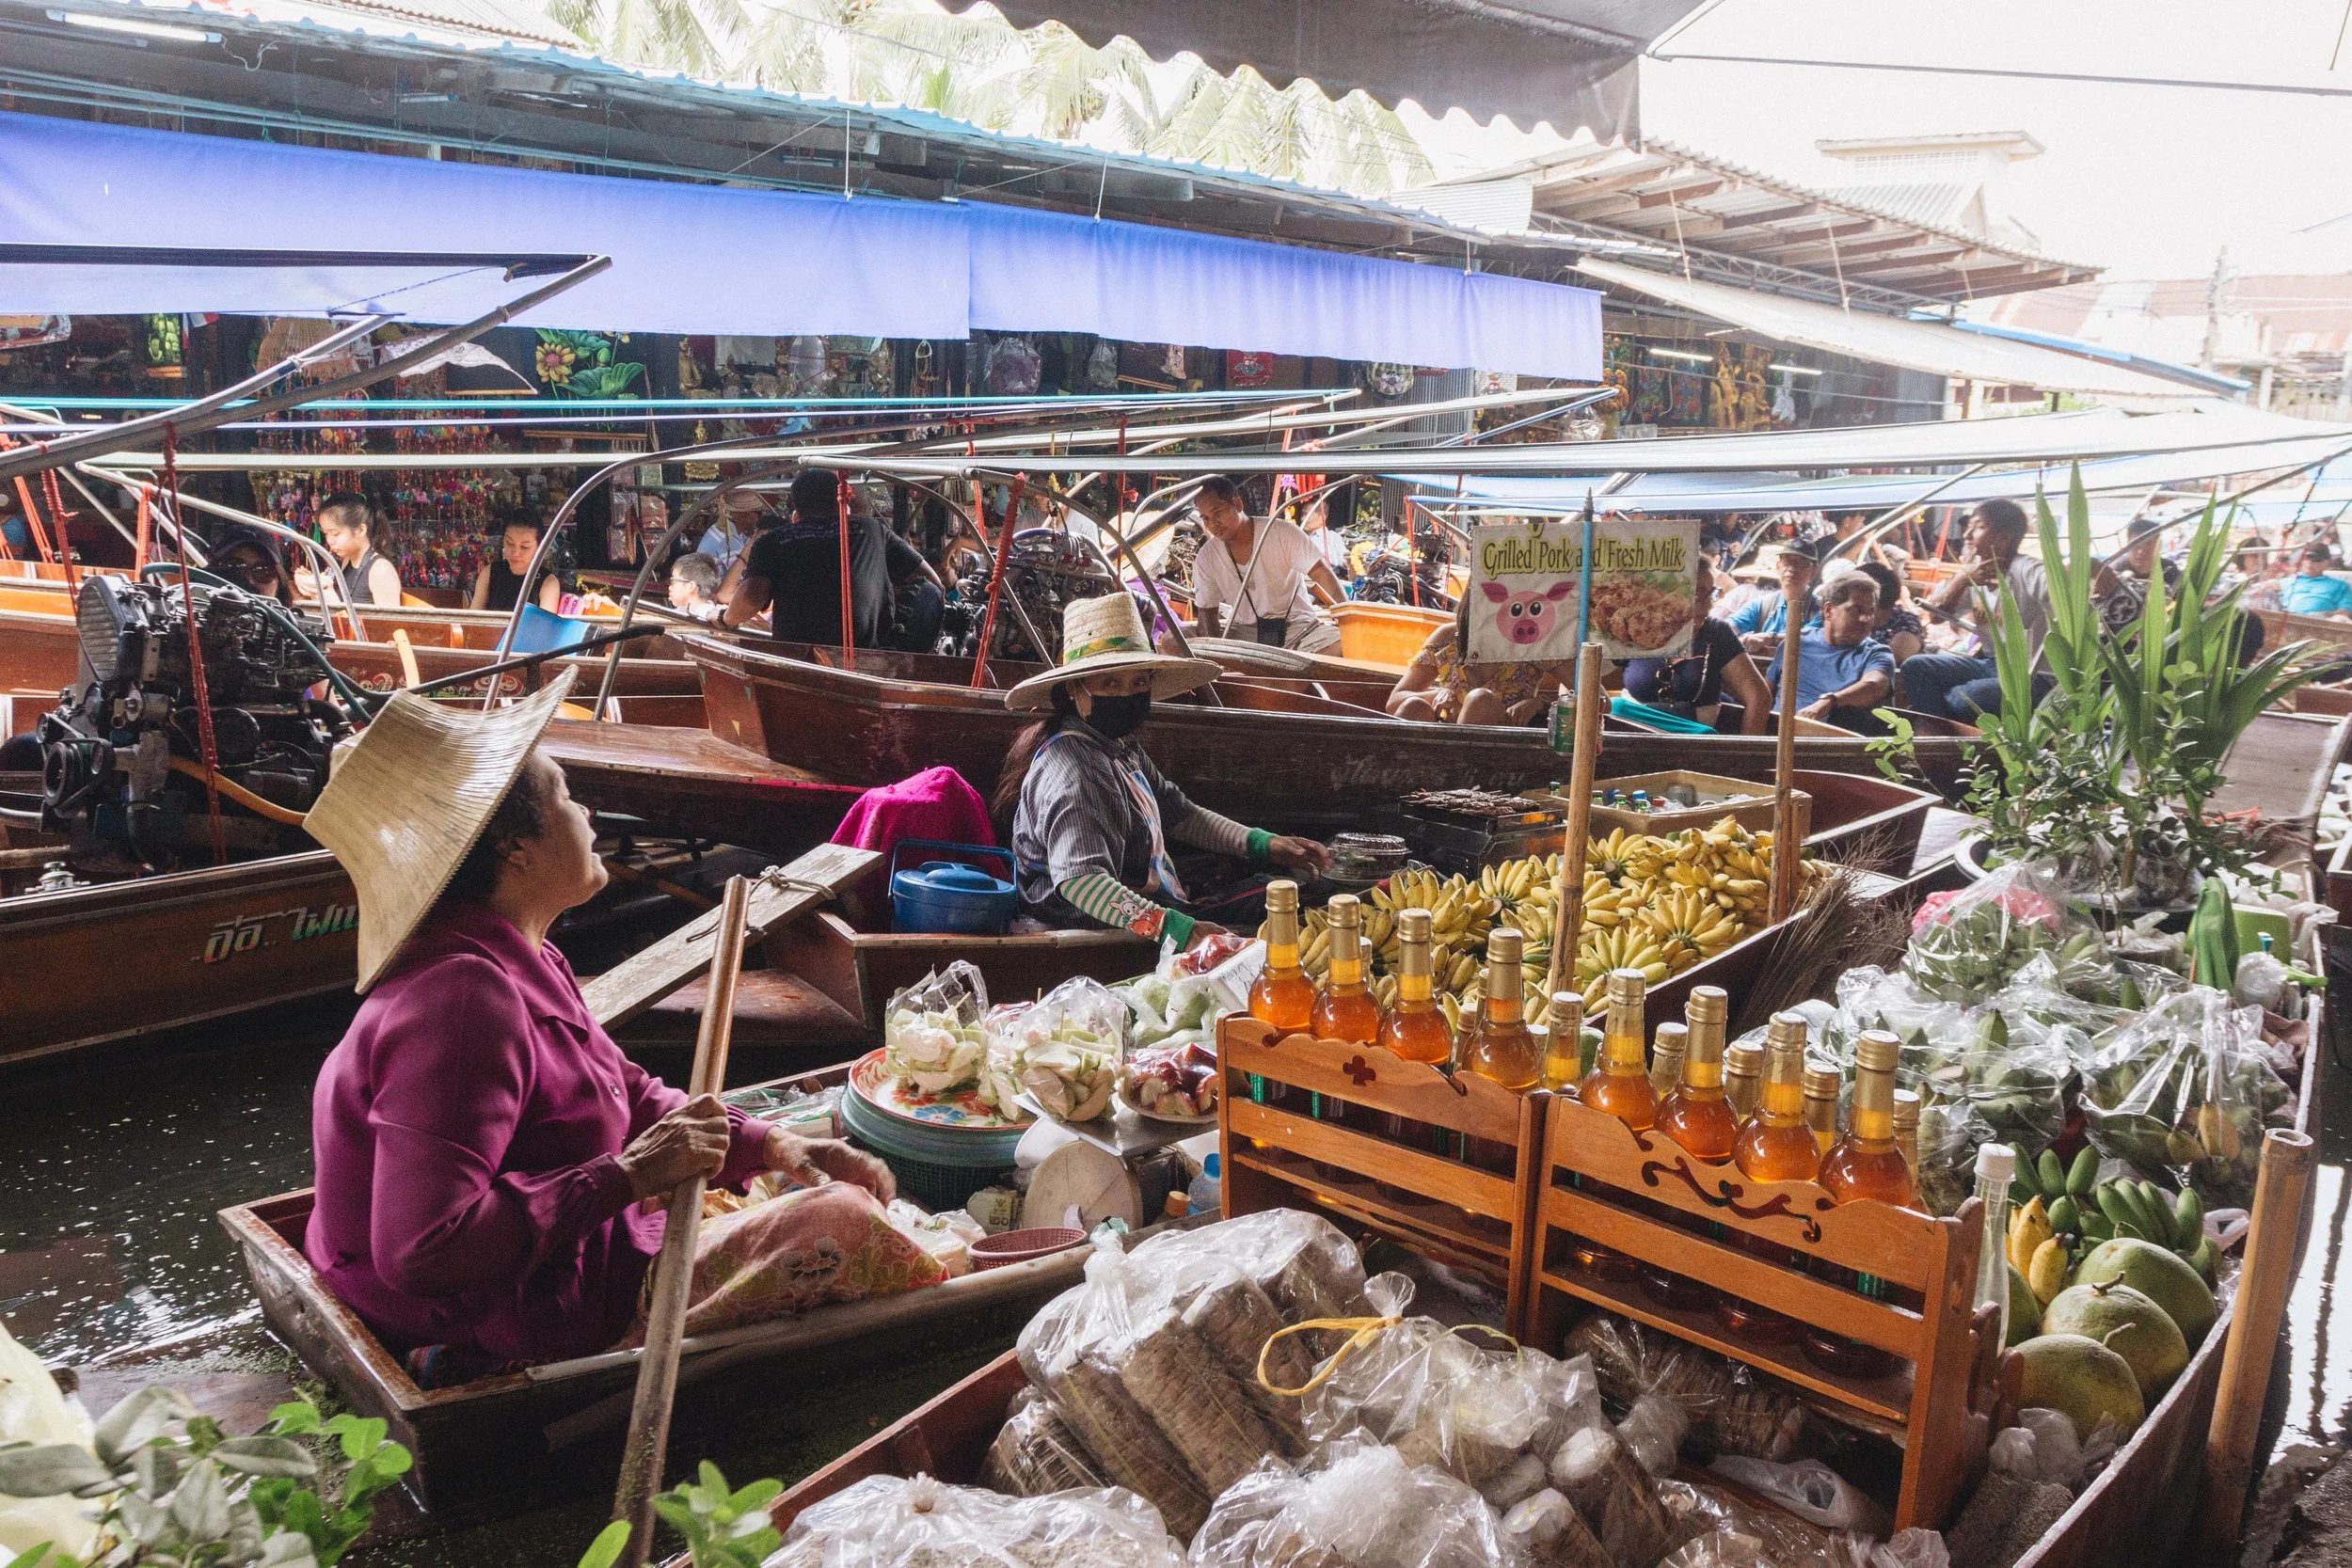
[1166,475,1343,654]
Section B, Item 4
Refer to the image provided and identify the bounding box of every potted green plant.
[1956,469,2315,913]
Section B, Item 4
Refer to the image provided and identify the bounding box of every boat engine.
[950,529,1117,662]
[37,575,351,864]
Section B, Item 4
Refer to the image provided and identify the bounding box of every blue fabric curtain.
[0,111,1599,378]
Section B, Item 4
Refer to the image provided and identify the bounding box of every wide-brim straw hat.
[305,671,576,991]
[1004,593,1219,712]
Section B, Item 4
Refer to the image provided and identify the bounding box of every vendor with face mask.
[997,594,1331,948]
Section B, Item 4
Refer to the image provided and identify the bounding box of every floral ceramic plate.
[848,1050,1033,1132]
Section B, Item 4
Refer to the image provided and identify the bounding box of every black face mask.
[1085,691,1152,738]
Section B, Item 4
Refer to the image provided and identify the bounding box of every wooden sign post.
[612,873,754,1565]
[1544,641,1606,1004]
[1769,604,1804,923]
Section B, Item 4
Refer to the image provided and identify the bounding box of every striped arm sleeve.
[1058,872,1192,947]
[1168,803,1255,860]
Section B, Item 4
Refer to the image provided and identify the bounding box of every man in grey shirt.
[1901,499,2055,721]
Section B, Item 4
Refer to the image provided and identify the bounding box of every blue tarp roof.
[0,111,1603,378]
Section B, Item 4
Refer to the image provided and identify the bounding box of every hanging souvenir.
[787,335,830,397]
[1363,361,1415,398]
[1476,369,1518,396]
[985,335,1042,396]
[1225,350,1275,388]
[1159,342,1187,380]
[1085,339,1119,391]
[0,315,70,349]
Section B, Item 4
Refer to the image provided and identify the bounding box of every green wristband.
[1161,909,1197,949]
[1246,829,1274,864]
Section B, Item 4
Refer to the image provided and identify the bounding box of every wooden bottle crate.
[1216,1015,1547,1338]
[1529,1095,1985,1532]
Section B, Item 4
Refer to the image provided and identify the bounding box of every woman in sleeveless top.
[471,515,564,613]
[315,492,402,607]
[1385,594,1570,726]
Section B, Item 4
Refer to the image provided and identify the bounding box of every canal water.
[9,946,2352,1565]
[0,994,1015,1568]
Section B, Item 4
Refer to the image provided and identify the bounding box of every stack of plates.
[840,1052,1030,1210]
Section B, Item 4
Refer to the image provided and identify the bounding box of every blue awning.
[0,111,1601,379]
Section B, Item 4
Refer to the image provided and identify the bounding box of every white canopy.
[1578,258,2210,408]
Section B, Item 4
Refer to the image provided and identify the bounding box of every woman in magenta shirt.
[302,679,906,1379]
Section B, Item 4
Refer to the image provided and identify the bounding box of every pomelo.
[2013,1333,2146,1444]
[2074,1238,2217,1349]
[2040,1281,2188,1399]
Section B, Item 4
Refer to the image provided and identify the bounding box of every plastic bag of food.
[1130,1209,1375,1340]
[1911,1092,1995,1218]
[1121,1040,1220,1118]
[2079,986,2293,1208]
[1300,1310,1583,1488]
[767,1473,1184,1568]
[1707,1458,1887,1536]
[993,975,1125,1122]
[981,1386,1110,1497]
[882,959,990,1095]
[0,1323,103,1561]
[1188,1442,1521,1568]
[1902,866,2106,1006]
[1617,1393,1692,1479]
[1651,1480,1861,1568]
[1836,967,1969,1058]
[1562,1314,1807,1463]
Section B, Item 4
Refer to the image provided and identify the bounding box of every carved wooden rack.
[1531,1095,1985,1531]
[1216,1016,1548,1339]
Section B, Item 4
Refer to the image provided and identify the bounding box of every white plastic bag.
[1707,1456,1889,1536]
[768,1473,1184,1567]
[0,1324,102,1560]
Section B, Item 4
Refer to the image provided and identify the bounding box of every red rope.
[163,424,226,865]
[135,486,152,570]
[969,477,1027,689]
[40,468,77,592]
[835,471,857,668]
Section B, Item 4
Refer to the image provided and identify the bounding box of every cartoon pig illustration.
[1481,579,1574,645]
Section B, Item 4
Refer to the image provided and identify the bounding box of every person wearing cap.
[692,467,765,573]
[211,523,294,607]
[2098,516,2184,634]
[1764,569,1896,735]
[301,675,924,1380]
[1726,536,1827,658]
[996,594,1332,948]
[1901,498,2057,721]
[2278,540,2352,619]
[724,469,897,647]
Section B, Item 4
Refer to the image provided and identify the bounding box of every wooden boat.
[771,910,1154,1034]
[686,636,1976,835]
[707,994,2325,1568]
[0,842,359,1068]
[0,597,706,725]
[217,1060,1172,1515]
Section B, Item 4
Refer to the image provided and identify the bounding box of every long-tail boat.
[681,635,1977,832]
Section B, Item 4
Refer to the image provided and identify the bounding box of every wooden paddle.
[1543,641,1606,1004]
[612,872,755,1565]
[2194,1127,2316,1555]
[1769,606,1804,924]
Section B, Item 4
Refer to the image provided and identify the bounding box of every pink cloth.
[828,766,994,901]
[304,902,774,1364]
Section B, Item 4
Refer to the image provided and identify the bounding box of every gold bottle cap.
[1854,1029,1902,1075]
[1399,908,1432,942]
[1725,1042,1764,1077]
[1892,1088,1921,1128]
[1489,927,1524,964]
[1803,1065,1841,1100]
[1549,992,1584,1033]
[1654,1022,1688,1057]
[1686,986,1727,1026]
[1327,893,1361,929]
[1266,879,1298,912]
[1606,967,1645,1004]
[1765,1011,1811,1050]
[1528,1022,1550,1053]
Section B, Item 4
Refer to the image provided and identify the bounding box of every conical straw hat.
[306,672,575,991]
[1003,593,1219,712]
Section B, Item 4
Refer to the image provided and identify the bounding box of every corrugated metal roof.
[1815,181,1974,232]
[266,0,580,47]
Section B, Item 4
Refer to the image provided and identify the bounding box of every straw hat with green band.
[1004,594,1220,712]
[305,671,577,991]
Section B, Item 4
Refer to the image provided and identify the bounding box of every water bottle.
[1186,1153,1222,1216]
[1973,1143,2016,1350]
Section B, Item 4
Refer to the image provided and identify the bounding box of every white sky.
[1635,0,2352,282]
